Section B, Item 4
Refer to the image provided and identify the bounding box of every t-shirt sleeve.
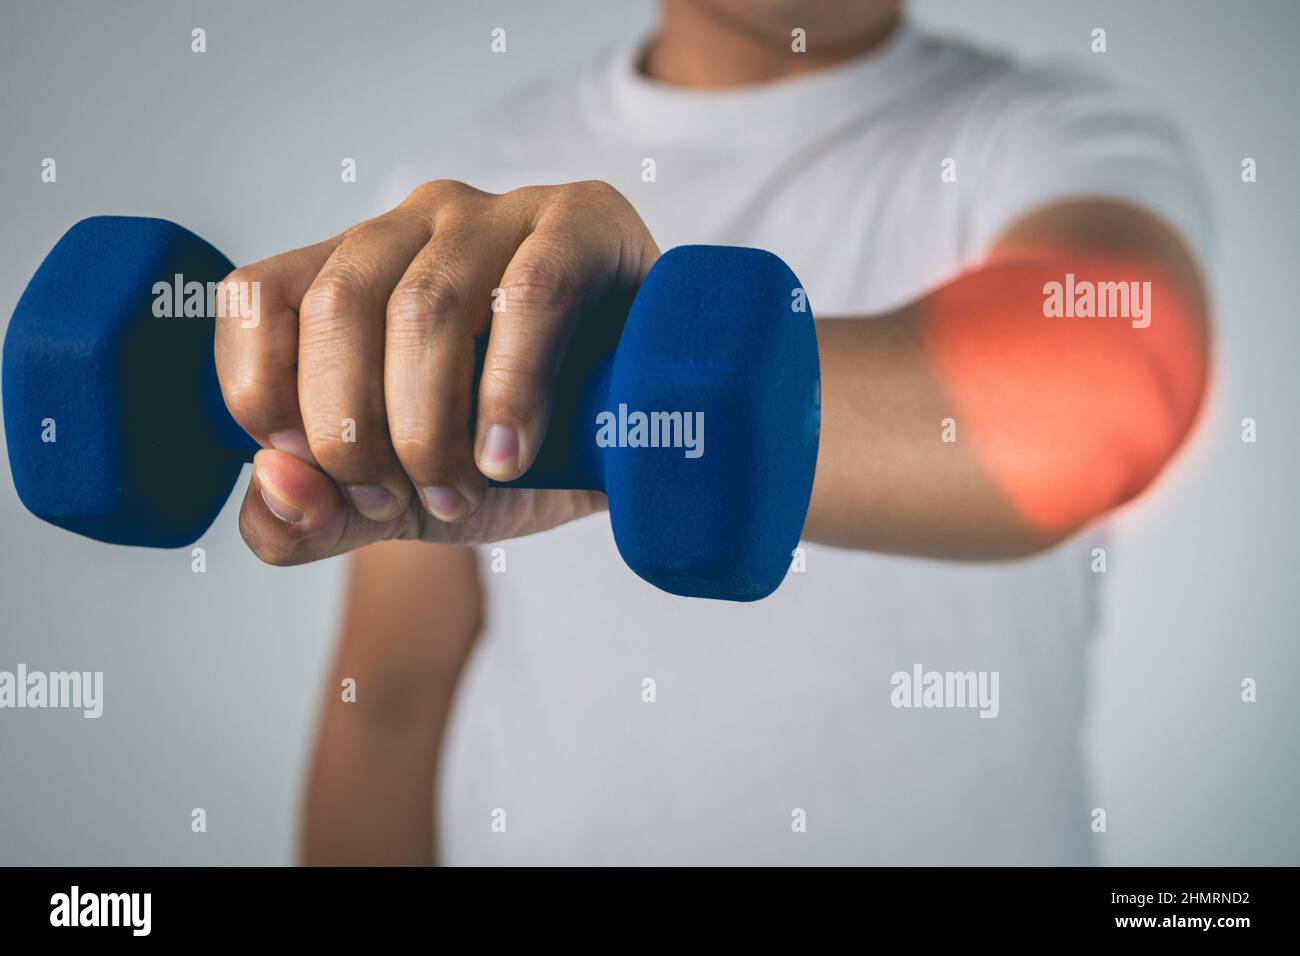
[967,67,1214,265]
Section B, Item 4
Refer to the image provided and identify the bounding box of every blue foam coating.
[4,216,247,547]
[602,246,820,600]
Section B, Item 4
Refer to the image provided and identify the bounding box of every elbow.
[992,328,1210,543]
[1073,330,1212,529]
[1115,301,1212,509]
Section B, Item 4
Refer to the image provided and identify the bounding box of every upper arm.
[960,62,1218,485]
[991,197,1211,342]
[967,65,1213,269]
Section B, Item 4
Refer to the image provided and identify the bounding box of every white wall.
[1,0,1295,864]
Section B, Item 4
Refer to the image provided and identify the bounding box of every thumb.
[240,449,412,565]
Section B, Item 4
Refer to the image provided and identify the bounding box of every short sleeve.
[967,67,1214,266]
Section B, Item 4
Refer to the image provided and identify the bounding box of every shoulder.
[918,39,1212,262]
[907,29,1174,138]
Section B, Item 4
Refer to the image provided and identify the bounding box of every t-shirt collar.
[594,19,926,142]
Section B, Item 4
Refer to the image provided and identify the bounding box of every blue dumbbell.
[3,216,819,600]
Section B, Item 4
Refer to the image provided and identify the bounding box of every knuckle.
[339,212,405,246]
[299,274,358,322]
[214,267,266,330]
[504,183,548,206]
[568,179,622,205]
[405,178,471,207]
[390,434,453,483]
[389,431,434,462]
[220,265,257,290]
[387,275,466,338]
[333,252,384,295]
[220,377,270,429]
[306,431,370,477]
[498,261,572,313]
[338,214,388,243]
[480,354,548,406]
[299,282,372,354]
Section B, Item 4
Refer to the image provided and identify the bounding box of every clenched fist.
[215,179,660,565]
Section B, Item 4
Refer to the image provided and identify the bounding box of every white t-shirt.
[381,21,1210,865]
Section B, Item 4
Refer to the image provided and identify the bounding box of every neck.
[642,1,901,89]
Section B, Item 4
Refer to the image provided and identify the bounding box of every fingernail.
[421,486,468,522]
[346,485,398,521]
[269,429,314,463]
[259,476,304,525]
[481,424,519,470]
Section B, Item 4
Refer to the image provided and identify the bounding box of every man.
[215,1,1211,864]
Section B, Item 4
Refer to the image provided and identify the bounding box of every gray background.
[1,0,1296,865]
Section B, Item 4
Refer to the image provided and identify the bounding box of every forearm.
[300,542,481,866]
[301,667,455,866]
[804,247,1208,559]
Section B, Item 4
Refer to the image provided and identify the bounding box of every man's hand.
[214,180,659,565]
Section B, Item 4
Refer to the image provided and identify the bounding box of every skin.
[301,540,479,866]
[279,1,1211,864]
[218,180,646,563]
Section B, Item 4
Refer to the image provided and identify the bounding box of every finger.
[240,449,420,565]
[386,208,520,522]
[474,220,621,482]
[214,238,339,463]
[298,213,431,521]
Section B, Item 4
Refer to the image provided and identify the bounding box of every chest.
[606,133,980,316]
